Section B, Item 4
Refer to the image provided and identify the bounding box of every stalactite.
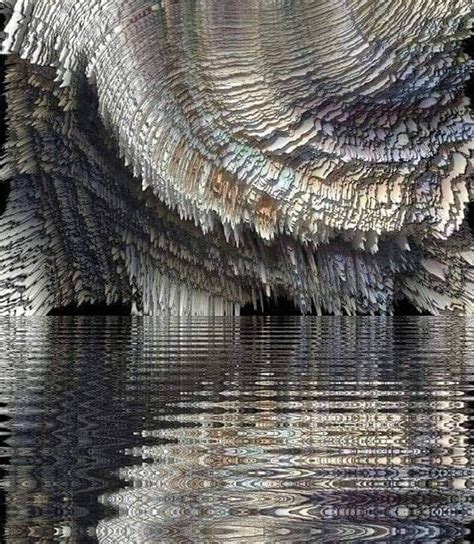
[0,1,472,315]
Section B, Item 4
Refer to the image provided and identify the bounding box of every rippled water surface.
[0,317,472,543]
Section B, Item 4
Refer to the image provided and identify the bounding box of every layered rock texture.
[0,0,473,315]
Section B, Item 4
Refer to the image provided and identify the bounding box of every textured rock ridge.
[0,0,472,315]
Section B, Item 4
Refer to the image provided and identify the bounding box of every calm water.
[0,317,472,543]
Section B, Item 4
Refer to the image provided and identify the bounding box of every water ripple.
[0,317,472,543]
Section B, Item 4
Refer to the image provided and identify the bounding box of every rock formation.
[0,0,472,315]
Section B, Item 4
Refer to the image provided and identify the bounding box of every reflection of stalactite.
[0,1,472,315]
[96,318,472,543]
[0,318,142,542]
[0,317,472,541]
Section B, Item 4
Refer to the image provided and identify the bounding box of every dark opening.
[240,296,302,316]
[0,179,9,216]
[463,34,474,101]
[467,202,474,234]
[463,36,473,235]
[45,296,427,316]
[392,298,427,316]
[241,295,427,316]
[49,301,132,316]
[0,14,9,216]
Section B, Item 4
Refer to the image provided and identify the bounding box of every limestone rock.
[0,0,472,315]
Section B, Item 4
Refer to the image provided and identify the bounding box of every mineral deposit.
[0,1,472,315]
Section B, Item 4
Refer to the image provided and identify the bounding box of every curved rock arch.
[0,0,472,315]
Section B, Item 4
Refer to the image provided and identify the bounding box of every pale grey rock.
[0,0,472,315]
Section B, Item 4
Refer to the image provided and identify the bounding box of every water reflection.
[0,317,472,543]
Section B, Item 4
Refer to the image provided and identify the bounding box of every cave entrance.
[49,301,132,316]
[241,296,427,316]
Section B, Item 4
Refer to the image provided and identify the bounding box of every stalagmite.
[0,0,472,315]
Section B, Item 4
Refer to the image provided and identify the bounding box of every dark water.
[0,317,472,543]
